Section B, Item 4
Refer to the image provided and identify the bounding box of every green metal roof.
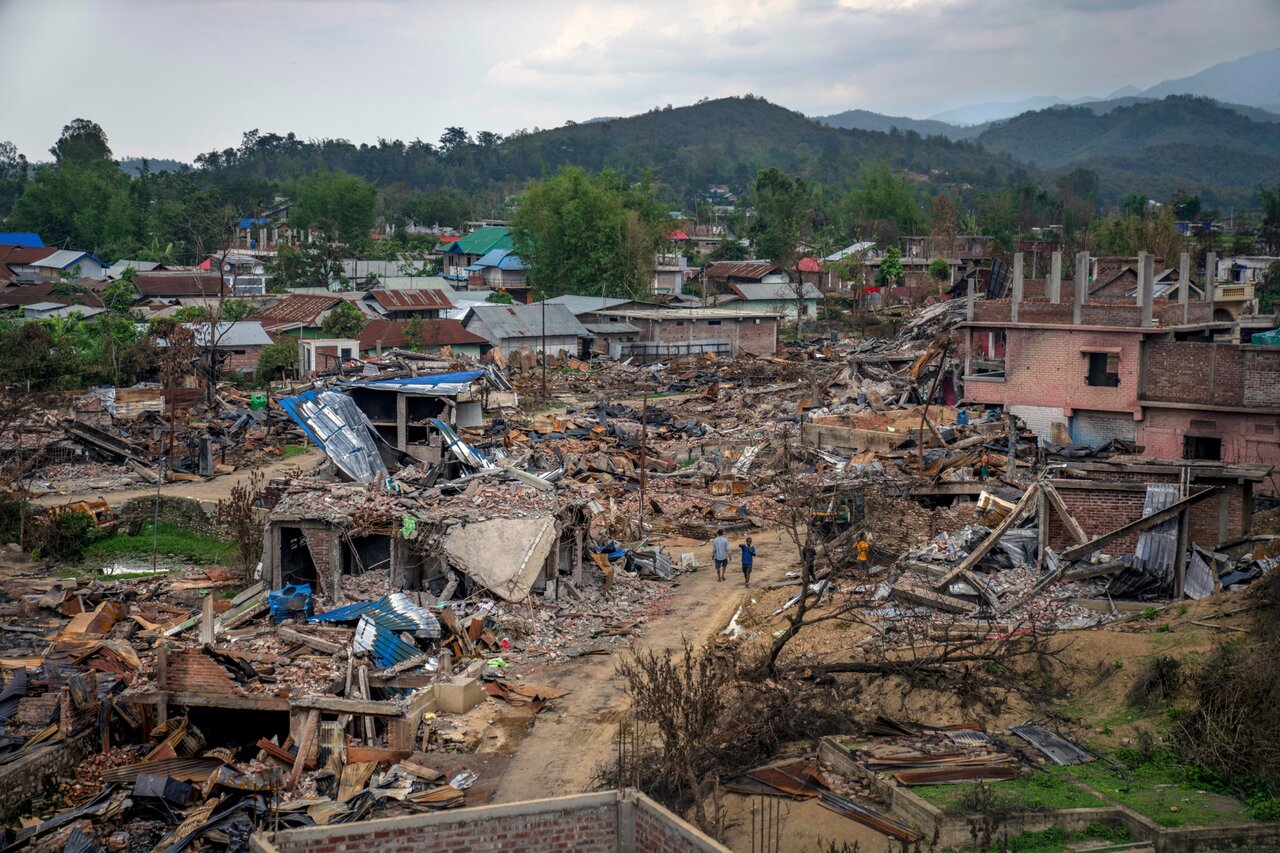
[442,225,512,256]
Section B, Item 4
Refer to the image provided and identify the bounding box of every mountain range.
[816,48,1280,133]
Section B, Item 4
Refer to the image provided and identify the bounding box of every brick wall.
[162,645,243,695]
[251,791,728,853]
[1244,349,1280,407]
[222,346,264,375]
[971,299,1209,327]
[0,732,98,821]
[1048,473,1251,550]
[1144,343,1280,409]
[964,327,1142,418]
[1138,408,1280,495]
[264,801,619,853]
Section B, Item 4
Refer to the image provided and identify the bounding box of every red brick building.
[960,252,1280,493]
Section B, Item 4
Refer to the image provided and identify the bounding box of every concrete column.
[1047,251,1061,304]
[966,275,975,321]
[1206,251,1217,317]
[1179,252,1190,324]
[1010,252,1024,323]
[1140,253,1154,327]
[1136,251,1148,310]
[1073,251,1088,325]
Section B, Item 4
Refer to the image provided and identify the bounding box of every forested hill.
[974,96,1280,184]
[197,96,1024,200]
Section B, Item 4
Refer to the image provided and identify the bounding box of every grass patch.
[914,771,1105,814]
[955,822,1132,853]
[1067,757,1251,828]
[82,521,235,567]
[282,445,311,458]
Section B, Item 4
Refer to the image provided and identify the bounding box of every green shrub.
[31,509,101,562]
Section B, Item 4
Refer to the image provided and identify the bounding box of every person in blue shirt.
[739,537,756,588]
[711,529,730,582]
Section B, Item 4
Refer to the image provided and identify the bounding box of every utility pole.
[638,392,647,541]
[540,295,547,402]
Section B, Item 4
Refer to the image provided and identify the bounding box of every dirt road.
[492,527,796,804]
[32,448,323,508]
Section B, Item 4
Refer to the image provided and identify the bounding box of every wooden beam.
[289,708,320,791]
[290,696,406,717]
[933,483,1041,590]
[277,626,344,656]
[891,581,980,615]
[1058,488,1216,563]
[1041,482,1089,545]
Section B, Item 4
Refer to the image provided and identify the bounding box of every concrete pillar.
[1140,253,1154,327]
[1179,252,1190,325]
[1136,252,1148,309]
[1206,251,1217,316]
[966,275,975,321]
[1047,251,1061,304]
[1073,252,1088,325]
[1010,253,1024,323]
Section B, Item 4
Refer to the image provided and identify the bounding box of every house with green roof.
[438,226,512,281]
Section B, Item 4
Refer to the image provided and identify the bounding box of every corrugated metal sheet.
[278,390,387,484]
[353,616,423,669]
[1012,725,1093,765]
[309,593,440,639]
[341,370,486,397]
[705,260,779,280]
[1134,483,1180,578]
[463,304,590,340]
[369,289,454,311]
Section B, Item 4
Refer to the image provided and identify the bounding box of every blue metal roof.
[354,615,425,670]
[473,248,528,271]
[0,233,43,248]
[238,217,270,229]
[355,370,485,387]
[309,592,440,639]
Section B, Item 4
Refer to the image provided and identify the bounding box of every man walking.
[739,536,756,588]
[711,529,730,582]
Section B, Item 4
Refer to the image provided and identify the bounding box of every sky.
[3,0,1279,162]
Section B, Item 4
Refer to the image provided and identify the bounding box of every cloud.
[2,0,1278,160]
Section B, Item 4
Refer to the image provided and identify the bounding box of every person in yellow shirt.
[855,535,870,565]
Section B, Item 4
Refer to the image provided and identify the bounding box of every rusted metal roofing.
[368,289,455,311]
[246,294,341,330]
[895,766,1016,785]
[357,318,487,352]
[704,260,779,280]
[133,273,227,298]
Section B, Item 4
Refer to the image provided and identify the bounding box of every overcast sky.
[3,0,1278,162]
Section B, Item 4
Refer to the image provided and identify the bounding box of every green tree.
[485,291,514,304]
[320,301,366,338]
[102,279,137,314]
[11,159,140,258]
[876,246,905,288]
[747,168,812,267]
[173,306,206,322]
[0,141,28,217]
[1258,260,1280,314]
[511,166,666,299]
[928,258,951,283]
[256,340,299,382]
[289,171,377,245]
[848,163,922,241]
[50,119,111,166]
[1120,192,1148,218]
[221,299,254,322]
[403,315,426,351]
